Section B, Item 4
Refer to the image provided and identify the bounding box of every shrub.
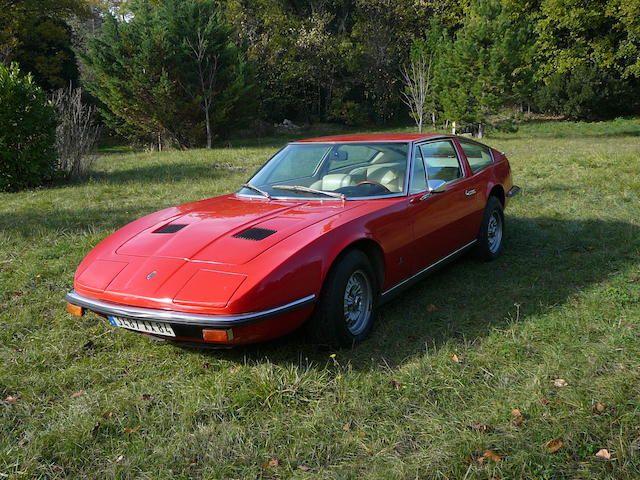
[0,63,57,192]
[51,87,100,178]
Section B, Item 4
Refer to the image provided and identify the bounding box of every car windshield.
[238,142,409,199]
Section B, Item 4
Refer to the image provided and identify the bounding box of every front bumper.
[64,290,316,328]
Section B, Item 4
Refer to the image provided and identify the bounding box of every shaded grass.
[1,119,639,479]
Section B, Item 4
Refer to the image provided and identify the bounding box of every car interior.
[304,145,408,195]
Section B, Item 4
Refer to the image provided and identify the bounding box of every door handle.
[465,189,477,197]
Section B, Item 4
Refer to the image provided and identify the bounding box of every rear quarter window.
[459,140,493,174]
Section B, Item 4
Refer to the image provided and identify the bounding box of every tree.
[167,0,254,148]
[81,0,254,148]
[535,0,640,80]
[434,0,537,136]
[0,0,89,90]
[401,43,433,133]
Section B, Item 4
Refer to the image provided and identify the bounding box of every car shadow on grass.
[208,215,639,370]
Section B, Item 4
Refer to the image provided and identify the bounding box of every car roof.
[292,133,447,143]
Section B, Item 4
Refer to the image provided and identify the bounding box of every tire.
[474,196,505,261]
[307,249,378,347]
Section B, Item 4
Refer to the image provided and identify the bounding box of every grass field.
[1,118,639,479]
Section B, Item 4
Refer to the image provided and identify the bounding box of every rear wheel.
[308,250,377,347]
[474,196,505,261]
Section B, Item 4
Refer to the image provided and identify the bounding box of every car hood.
[114,194,359,265]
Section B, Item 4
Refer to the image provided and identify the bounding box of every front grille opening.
[153,224,188,234]
[233,227,277,241]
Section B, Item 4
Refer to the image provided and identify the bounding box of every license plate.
[108,316,175,337]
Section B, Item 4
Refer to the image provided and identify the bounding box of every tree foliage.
[81,0,254,148]
[0,63,57,191]
[0,0,89,89]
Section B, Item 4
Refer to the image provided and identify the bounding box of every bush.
[535,66,640,120]
[0,63,57,192]
[51,87,100,178]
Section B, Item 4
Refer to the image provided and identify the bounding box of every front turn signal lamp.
[202,328,234,343]
[66,303,85,317]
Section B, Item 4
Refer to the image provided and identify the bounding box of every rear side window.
[459,140,493,173]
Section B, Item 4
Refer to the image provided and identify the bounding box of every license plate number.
[108,316,175,337]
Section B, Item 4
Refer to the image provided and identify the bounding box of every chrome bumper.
[507,185,521,197]
[64,290,316,328]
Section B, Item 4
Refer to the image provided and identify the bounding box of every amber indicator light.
[202,329,234,342]
[66,303,85,317]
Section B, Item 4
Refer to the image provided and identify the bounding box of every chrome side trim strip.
[381,240,477,297]
[65,291,316,328]
[507,185,521,197]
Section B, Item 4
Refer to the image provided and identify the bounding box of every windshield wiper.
[241,183,271,199]
[272,184,345,200]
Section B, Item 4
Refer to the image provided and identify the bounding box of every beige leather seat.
[310,173,353,191]
[366,166,403,192]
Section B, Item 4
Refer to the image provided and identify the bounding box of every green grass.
[1,118,639,479]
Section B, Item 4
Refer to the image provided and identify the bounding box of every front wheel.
[474,196,505,261]
[307,250,377,347]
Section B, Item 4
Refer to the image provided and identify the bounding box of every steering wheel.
[356,181,391,192]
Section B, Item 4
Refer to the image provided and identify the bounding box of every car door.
[408,139,484,273]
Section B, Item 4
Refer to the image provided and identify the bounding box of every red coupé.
[65,133,519,347]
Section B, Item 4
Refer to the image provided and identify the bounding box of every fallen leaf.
[553,378,568,387]
[389,380,401,390]
[123,426,141,433]
[142,394,152,401]
[511,409,522,418]
[595,402,606,413]
[262,457,279,468]
[5,395,18,403]
[71,390,86,399]
[426,304,439,312]
[545,438,564,453]
[451,354,460,363]
[538,398,550,406]
[482,450,505,462]
[103,411,114,419]
[298,465,311,471]
[595,448,612,460]
[471,424,490,432]
[342,422,351,432]
[190,458,198,464]
[52,465,62,472]
[18,439,28,447]
[202,362,210,369]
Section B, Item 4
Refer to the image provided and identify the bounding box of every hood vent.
[233,227,277,241]
[153,224,188,234]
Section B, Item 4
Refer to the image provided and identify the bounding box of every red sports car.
[65,133,519,347]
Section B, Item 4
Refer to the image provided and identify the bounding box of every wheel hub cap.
[487,211,503,253]
[343,270,372,335]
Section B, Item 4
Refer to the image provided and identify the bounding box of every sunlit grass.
[1,118,639,479]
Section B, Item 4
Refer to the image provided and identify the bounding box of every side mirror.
[427,179,447,193]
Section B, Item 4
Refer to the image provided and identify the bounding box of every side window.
[419,140,462,183]
[410,146,427,193]
[459,140,493,173]
[328,145,376,172]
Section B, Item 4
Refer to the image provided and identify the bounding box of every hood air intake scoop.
[233,227,277,241]
[153,224,188,234]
